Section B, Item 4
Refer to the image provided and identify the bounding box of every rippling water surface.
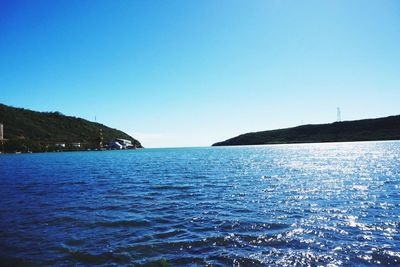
[1,141,400,266]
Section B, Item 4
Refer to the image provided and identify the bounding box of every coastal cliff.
[212,115,400,147]
[0,103,142,152]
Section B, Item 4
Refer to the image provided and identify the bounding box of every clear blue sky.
[1,0,399,147]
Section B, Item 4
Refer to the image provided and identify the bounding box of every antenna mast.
[0,123,3,153]
[337,107,341,122]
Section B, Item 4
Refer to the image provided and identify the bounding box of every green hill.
[0,103,142,152]
[212,115,400,147]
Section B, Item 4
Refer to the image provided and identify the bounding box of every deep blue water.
[1,141,400,266]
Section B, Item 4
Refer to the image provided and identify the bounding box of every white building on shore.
[55,143,66,148]
[71,142,81,148]
[109,138,135,149]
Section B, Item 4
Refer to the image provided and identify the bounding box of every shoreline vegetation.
[1,102,400,153]
[0,103,142,154]
[212,115,400,147]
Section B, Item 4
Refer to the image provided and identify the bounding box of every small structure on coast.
[71,142,81,148]
[109,138,135,150]
[55,143,66,148]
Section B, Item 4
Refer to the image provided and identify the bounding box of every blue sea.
[1,141,400,266]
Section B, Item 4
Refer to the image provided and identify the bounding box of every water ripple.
[0,141,400,266]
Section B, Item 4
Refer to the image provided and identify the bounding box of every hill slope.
[0,103,142,152]
[212,115,400,146]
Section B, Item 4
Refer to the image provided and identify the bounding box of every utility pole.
[337,107,342,122]
[99,128,103,149]
[0,123,4,153]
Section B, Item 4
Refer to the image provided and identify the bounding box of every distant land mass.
[212,115,400,147]
[0,103,142,152]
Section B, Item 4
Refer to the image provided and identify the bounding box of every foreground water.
[0,141,400,266]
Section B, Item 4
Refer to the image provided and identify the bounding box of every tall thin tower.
[99,128,103,148]
[337,107,341,122]
[0,123,3,153]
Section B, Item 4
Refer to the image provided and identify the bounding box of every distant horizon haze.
[1,0,399,147]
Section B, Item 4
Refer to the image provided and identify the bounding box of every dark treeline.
[0,103,142,153]
[2,139,99,153]
[213,115,400,146]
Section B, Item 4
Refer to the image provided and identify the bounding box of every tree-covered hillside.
[0,103,142,152]
[213,115,400,146]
